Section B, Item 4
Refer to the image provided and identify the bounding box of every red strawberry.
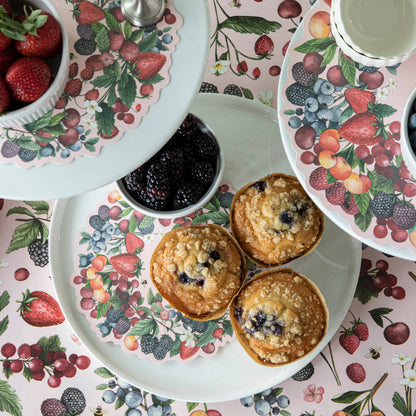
[85,89,99,100]
[64,78,82,97]
[346,362,366,383]
[350,316,369,341]
[179,341,199,360]
[341,194,360,215]
[339,330,360,354]
[15,11,61,59]
[125,233,144,254]
[237,60,248,73]
[68,62,79,78]
[85,55,104,71]
[254,35,274,56]
[338,112,381,146]
[135,52,166,81]
[0,32,11,54]
[120,40,140,63]
[325,181,345,205]
[0,42,19,75]
[309,167,334,191]
[5,57,51,103]
[345,88,376,114]
[17,290,65,327]
[0,76,10,112]
[110,253,140,278]
[76,1,105,24]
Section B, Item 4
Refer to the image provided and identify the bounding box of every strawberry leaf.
[217,16,281,35]
[138,30,158,52]
[370,103,397,119]
[6,220,43,253]
[0,380,22,416]
[105,11,121,31]
[96,25,110,53]
[123,21,132,40]
[118,75,136,108]
[294,36,336,53]
[223,319,234,337]
[130,29,144,43]
[354,210,372,232]
[95,103,115,137]
[339,53,356,86]
[127,319,156,336]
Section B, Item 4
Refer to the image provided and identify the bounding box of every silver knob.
[121,0,166,27]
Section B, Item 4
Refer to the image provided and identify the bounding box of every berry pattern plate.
[278,0,416,259]
[0,0,209,200]
[50,93,361,403]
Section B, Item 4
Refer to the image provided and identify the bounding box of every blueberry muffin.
[150,224,247,321]
[230,268,328,366]
[230,173,324,267]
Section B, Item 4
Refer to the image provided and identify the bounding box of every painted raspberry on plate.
[71,185,238,362]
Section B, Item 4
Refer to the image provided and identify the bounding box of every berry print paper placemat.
[279,0,416,255]
[71,184,245,364]
[0,0,183,168]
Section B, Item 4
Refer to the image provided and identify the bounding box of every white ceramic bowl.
[0,0,69,128]
[116,116,225,219]
[331,0,416,67]
[400,88,416,178]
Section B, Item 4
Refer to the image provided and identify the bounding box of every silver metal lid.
[121,0,165,27]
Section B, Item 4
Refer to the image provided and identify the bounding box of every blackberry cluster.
[114,318,131,335]
[141,334,158,354]
[182,317,208,333]
[291,362,314,381]
[285,82,313,106]
[292,62,315,87]
[223,84,242,96]
[60,388,86,415]
[153,335,173,360]
[199,82,219,93]
[370,192,394,219]
[122,114,219,211]
[28,239,49,267]
[106,308,124,324]
[74,38,96,55]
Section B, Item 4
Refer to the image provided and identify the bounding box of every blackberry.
[159,149,184,183]
[191,320,208,333]
[153,335,173,360]
[223,84,242,96]
[146,164,170,203]
[60,388,86,415]
[200,82,219,93]
[124,167,146,193]
[392,202,416,230]
[370,192,394,219]
[106,308,124,324]
[28,239,48,267]
[141,333,158,354]
[143,23,156,33]
[192,161,215,184]
[292,62,315,87]
[89,214,105,230]
[285,82,313,106]
[18,148,38,162]
[41,398,67,416]
[292,362,314,381]
[1,140,21,158]
[139,189,169,211]
[174,182,204,208]
[115,317,131,335]
[76,23,95,40]
[219,192,234,209]
[74,38,96,55]
[193,134,219,160]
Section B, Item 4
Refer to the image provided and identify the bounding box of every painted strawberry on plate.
[17,290,65,327]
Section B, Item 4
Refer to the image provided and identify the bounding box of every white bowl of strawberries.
[0,0,69,128]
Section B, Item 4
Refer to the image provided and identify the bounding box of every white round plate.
[0,0,209,201]
[277,3,416,260]
[50,94,361,403]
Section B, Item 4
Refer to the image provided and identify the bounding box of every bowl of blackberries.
[401,88,416,179]
[0,0,69,127]
[117,114,225,218]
